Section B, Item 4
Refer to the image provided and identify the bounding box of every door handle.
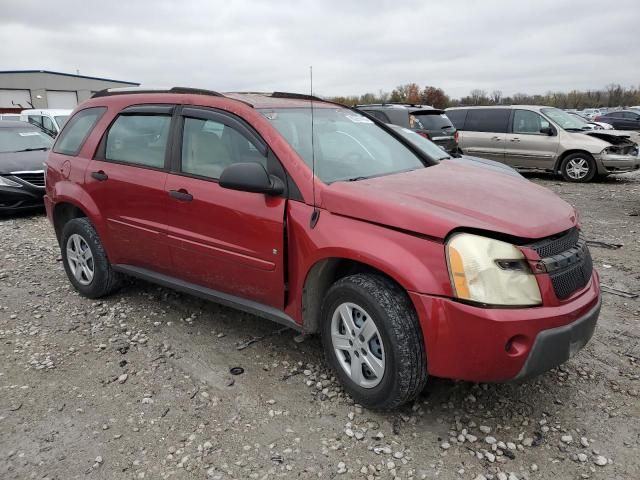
[510,137,521,142]
[91,170,108,181]
[169,189,193,202]
[491,136,501,141]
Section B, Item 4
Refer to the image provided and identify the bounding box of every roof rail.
[91,86,225,99]
[271,91,348,108]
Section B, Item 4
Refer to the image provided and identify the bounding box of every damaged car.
[46,88,601,409]
[446,105,639,182]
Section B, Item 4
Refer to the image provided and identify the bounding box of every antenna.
[310,65,320,228]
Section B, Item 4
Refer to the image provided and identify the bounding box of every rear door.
[164,107,287,309]
[620,111,640,130]
[504,109,560,169]
[459,109,510,163]
[85,105,173,272]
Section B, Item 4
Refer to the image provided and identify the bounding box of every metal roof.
[0,70,139,85]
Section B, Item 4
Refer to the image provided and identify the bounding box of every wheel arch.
[52,201,90,244]
[301,257,415,334]
[554,149,596,172]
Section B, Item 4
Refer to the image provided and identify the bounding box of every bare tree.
[490,90,502,104]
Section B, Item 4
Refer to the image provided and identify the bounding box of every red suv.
[45,87,601,409]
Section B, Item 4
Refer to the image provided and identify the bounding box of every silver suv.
[446,105,639,182]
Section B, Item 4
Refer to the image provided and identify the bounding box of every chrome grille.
[12,171,45,188]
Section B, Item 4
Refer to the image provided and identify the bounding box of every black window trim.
[169,106,301,200]
[93,105,175,172]
[53,106,107,157]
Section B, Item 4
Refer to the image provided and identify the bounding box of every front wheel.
[320,274,427,410]
[560,153,596,182]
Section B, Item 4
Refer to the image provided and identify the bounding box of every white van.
[19,109,72,137]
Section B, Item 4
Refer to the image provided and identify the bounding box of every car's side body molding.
[112,264,302,331]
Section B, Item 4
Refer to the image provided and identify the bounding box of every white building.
[0,70,139,112]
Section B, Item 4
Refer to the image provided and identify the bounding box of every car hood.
[582,130,637,145]
[0,150,48,175]
[449,155,524,178]
[322,162,576,241]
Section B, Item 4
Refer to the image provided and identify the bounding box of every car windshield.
[389,125,450,160]
[0,126,54,153]
[542,108,589,130]
[411,112,453,130]
[567,112,590,124]
[259,107,427,183]
[55,115,70,129]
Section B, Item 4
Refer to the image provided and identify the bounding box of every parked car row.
[40,87,602,409]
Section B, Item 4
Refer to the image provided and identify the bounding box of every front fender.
[285,201,452,323]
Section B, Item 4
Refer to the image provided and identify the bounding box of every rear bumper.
[409,272,601,382]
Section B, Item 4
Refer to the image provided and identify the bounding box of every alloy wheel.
[66,233,95,286]
[566,157,590,180]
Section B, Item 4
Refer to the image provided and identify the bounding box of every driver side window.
[512,110,550,134]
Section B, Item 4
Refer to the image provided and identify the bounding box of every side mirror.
[540,126,554,136]
[219,162,284,196]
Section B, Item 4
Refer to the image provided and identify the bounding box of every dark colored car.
[45,87,600,409]
[355,104,459,154]
[0,121,51,213]
[594,110,640,130]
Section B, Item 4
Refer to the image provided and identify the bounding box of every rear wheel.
[320,274,427,410]
[560,153,596,182]
[60,218,120,298]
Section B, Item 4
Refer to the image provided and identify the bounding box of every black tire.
[60,217,120,298]
[320,274,427,410]
[559,152,596,182]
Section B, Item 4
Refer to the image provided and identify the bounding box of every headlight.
[446,233,542,306]
[0,176,21,187]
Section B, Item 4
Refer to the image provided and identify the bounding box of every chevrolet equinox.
[45,87,601,409]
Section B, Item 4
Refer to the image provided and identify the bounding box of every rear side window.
[363,110,391,123]
[412,113,453,130]
[465,109,510,133]
[181,117,266,179]
[446,109,467,129]
[53,107,106,156]
[105,114,171,169]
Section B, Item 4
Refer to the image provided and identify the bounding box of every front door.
[165,107,286,309]
[504,109,560,169]
[85,108,173,272]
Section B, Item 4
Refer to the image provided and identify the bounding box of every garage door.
[0,89,31,108]
[46,91,78,109]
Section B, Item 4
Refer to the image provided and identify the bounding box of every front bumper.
[0,185,45,213]
[409,272,601,382]
[514,297,600,380]
[595,152,640,173]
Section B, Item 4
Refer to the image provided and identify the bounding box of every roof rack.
[91,86,225,99]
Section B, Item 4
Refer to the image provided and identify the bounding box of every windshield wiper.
[14,147,49,152]
[564,127,585,132]
[345,176,368,182]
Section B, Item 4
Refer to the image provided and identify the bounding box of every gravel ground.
[1,171,638,480]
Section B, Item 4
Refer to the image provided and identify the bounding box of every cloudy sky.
[2,0,639,98]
